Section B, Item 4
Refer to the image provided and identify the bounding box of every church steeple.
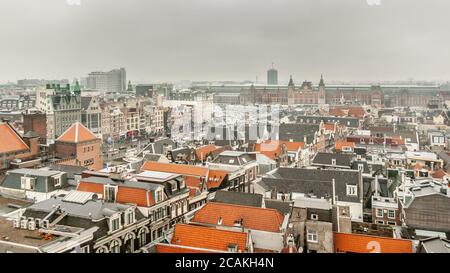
[127,81,133,92]
[288,75,294,87]
[319,74,325,87]
[74,80,80,95]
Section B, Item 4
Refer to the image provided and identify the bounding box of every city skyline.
[1,0,450,84]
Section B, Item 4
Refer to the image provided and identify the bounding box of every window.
[109,215,121,232]
[155,189,163,203]
[331,158,336,165]
[310,214,318,221]
[104,185,117,202]
[138,229,147,247]
[20,177,35,190]
[388,210,395,219]
[376,220,384,225]
[125,209,135,225]
[376,208,383,218]
[307,230,318,243]
[346,185,357,196]
[80,245,90,253]
[169,180,177,191]
[53,175,62,187]
[110,240,120,253]
[387,221,396,226]
[358,164,364,172]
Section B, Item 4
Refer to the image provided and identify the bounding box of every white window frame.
[376,220,384,225]
[387,209,395,219]
[310,214,318,220]
[346,185,357,196]
[104,185,118,202]
[53,175,62,187]
[376,208,383,218]
[125,208,135,226]
[155,189,163,203]
[109,214,121,233]
[306,230,318,243]
[20,177,35,190]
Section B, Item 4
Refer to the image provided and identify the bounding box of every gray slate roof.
[212,190,263,208]
[260,168,361,203]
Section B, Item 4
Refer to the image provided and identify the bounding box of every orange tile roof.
[348,106,365,118]
[329,108,346,117]
[255,140,304,160]
[335,140,355,151]
[155,243,221,253]
[78,181,156,207]
[206,169,228,189]
[431,168,448,179]
[171,224,248,252]
[334,232,413,253]
[0,123,29,154]
[324,123,336,132]
[141,162,208,177]
[184,175,203,188]
[116,186,148,207]
[77,181,104,194]
[56,122,98,143]
[195,144,222,161]
[192,202,284,233]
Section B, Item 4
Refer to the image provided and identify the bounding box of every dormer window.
[20,177,35,190]
[358,164,364,172]
[346,185,357,196]
[104,185,117,202]
[227,243,238,253]
[169,180,178,191]
[125,208,135,226]
[155,189,163,203]
[109,214,121,232]
[53,175,62,187]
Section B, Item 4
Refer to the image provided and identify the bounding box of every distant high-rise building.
[86,68,126,94]
[267,65,278,85]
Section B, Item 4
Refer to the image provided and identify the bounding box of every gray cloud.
[0,0,449,83]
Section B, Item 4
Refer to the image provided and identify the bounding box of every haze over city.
[1,0,449,83]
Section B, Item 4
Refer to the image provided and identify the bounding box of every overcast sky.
[0,0,449,84]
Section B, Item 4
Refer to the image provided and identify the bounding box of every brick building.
[54,122,103,171]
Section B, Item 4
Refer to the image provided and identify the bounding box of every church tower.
[318,74,326,105]
[287,75,295,105]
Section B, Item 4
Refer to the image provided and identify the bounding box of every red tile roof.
[431,168,448,179]
[206,170,228,189]
[56,122,98,143]
[195,144,223,161]
[0,123,29,154]
[334,232,413,253]
[116,186,148,207]
[192,202,284,233]
[77,181,103,194]
[335,140,355,151]
[254,140,304,160]
[184,175,203,189]
[171,224,248,252]
[155,243,222,253]
[141,162,208,177]
[77,181,153,207]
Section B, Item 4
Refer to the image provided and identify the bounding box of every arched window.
[96,246,108,253]
[138,228,147,247]
[110,239,121,253]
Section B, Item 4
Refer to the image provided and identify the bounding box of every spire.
[127,81,133,92]
[319,74,325,87]
[74,80,80,95]
[288,75,294,87]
